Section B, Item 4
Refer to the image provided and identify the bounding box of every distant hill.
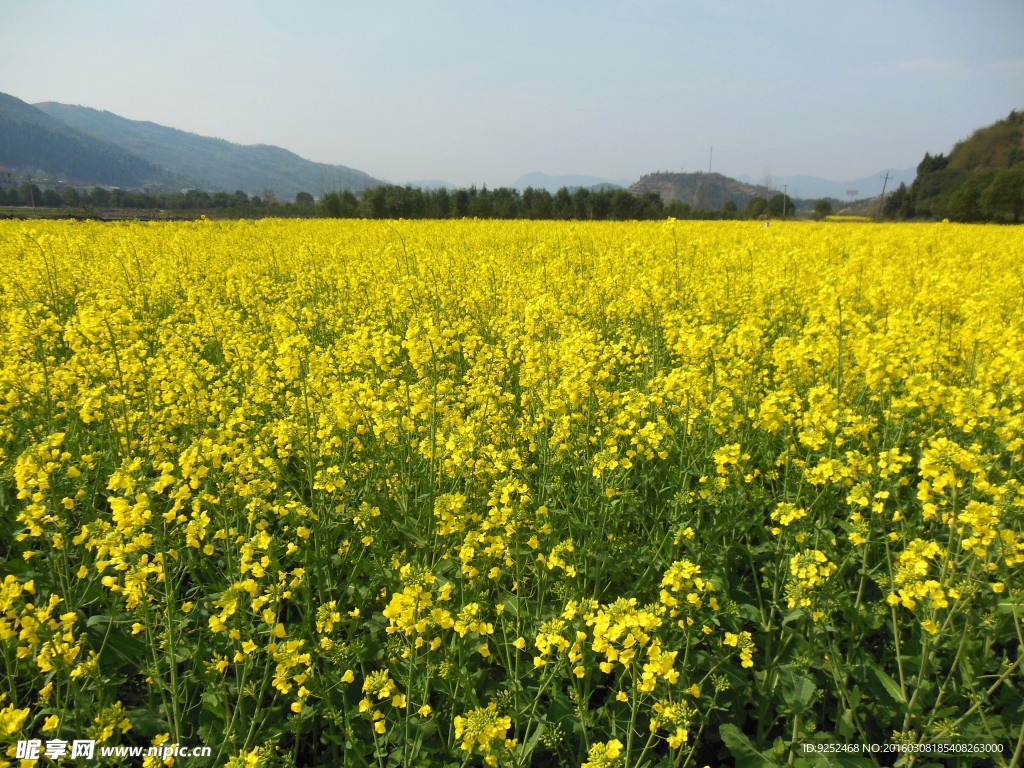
[0,91,192,189]
[35,101,383,197]
[629,172,771,210]
[736,168,916,200]
[513,172,632,192]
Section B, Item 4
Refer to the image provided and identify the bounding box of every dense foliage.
[884,110,1024,223]
[1,220,1023,768]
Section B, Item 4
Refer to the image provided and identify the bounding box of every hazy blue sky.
[2,1,1022,187]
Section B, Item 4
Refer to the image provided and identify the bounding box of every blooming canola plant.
[0,219,1022,766]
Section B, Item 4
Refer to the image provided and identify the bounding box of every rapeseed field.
[1,219,1022,767]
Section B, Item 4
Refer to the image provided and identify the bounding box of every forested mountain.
[628,172,772,210]
[35,102,383,197]
[883,109,1024,222]
[946,109,1024,170]
[0,92,191,189]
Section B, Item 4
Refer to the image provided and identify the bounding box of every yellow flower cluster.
[787,549,837,610]
[582,738,625,768]
[454,703,513,765]
[587,597,663,670]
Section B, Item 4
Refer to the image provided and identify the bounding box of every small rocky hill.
[628,172,772,210]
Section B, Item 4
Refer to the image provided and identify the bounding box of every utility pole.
[23,175,35,209]
[782,184,788,219]
[709,147,713,174]
[876,172,891,219]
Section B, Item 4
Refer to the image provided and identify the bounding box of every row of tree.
[2,180,822,221]
[0,184,309,212]
[320,186,808,221]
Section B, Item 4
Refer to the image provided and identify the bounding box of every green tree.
[89,187,111,207]
[946,170,998,222]
[361,186,387,218]
[318,192,342,217]
[20,182,43,207]
[813,199,832,220]
[453,189,470,217]
[722,200,738,215]
[295,191,314,206]
[589,191,611,220]
[431,187,451,218]
[571,187,591,219]
[338,190,359,216]
[665,200,692,218]
[610,190,639,220]
[767,193,794,217]
[882,184,909,219]
[491,187,520,219]
[917,152,949,175]
[746,197,767,217]
[552,187,572,219]
[521,187,537,219]
[529,188,553,219]
[467,185,493,218]
[980,165,1024,222]
[638,190,664,219]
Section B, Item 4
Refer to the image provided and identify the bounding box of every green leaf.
[737,602,763,621]
[500,592,521,618]
[780,669,817,714]
[84,621,146,671]
[996,600,1024,615]
[837,708,855,740]
[866,659,905,704]
[515,720,544,765]
[395,522,427,547]
[125,709,170,739]
[719,724,778,768]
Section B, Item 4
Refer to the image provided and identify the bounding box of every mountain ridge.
[0,92,193,189]
[33,100,383,197]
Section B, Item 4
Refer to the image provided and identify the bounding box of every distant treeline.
[313,185,802,220]
[2,181,814,221]
[0,184,311,214]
